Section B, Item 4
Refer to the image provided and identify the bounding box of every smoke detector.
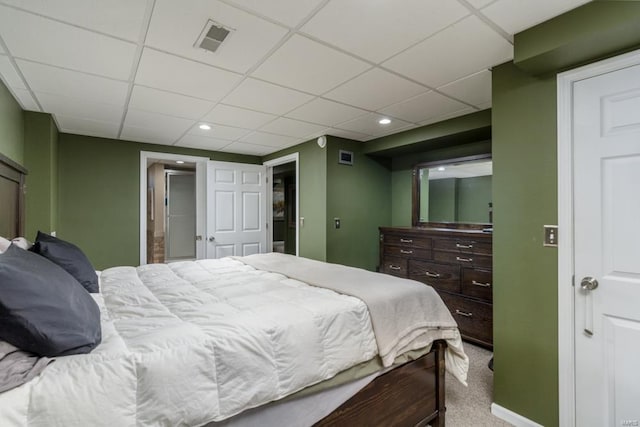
[195,20,233,53]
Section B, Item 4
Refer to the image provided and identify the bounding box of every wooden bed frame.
[0,153,447,426]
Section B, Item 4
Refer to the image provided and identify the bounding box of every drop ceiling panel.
[438,70,492,107]
[188,123,251,141]
[482,0,593,35]
[0,0,149,42]
[335,113,410,136]
[202,104,276,129]
[146,0,288,74]
[302,0,469,64]
[135,48,242,101]
[36,92,124,123]
[0,6,137,80]
[221,141,275,156]
[239,131,299,147]
[285,98,367,127]
[253,35,370,95]
[223,78,314,115]
[383,15,513,88]
[56,115,120,139]
[124,108,194,134]
[12,88,40,111]
[467,0,497,8]
[378,91,470,124]
[325,128,369,141]
[175,134,232,151]
[259,117,326,138]
[17,60,129,106]
[224,0,324,27]
[419,106,476,126]
[129,86,215,119]
[325,68,426,111]
[0,55,26,89]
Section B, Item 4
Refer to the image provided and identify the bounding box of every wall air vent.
[195,20,233,53]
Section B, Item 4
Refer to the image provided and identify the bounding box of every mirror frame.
[412,153,492,227]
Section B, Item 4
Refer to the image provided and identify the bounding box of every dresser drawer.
[433,238,492,255]
[383,234,431,249]
[408,260,460,293]
[384,245,431,259]
[439,292,493,346]
[433,250,492,269]
[461,268,493,302]
[381,256,407,277]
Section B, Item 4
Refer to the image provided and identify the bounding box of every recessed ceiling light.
[176,160,185,164]
[378,118,391,125]
[199,124,211,130]
[437,166,445,171]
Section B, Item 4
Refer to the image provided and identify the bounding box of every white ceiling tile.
[146,0,288,74]
[383,16,512,88]
[135,49,242,101]
[482,0,592,35]
[220,141,274,156]
[36,92,123,123]
[326,128,369,141]
[17,60,129,106]
[325,68,427,111]
[259,117,326,138]
[129,86,215,119]
[253,35,370,95]
[224,0,324,27]
[223,78,314,115]
[239,131,299,147]
[378,91,469,124]
[301,0,469,63]
[286,98,367,127]
[202,104,276,129]
[367,123,418,140]
[476,101,492,110]
[467,0,498,8]
[419,107,477,126]
[0,6,137,80]
[55,115,120,138]
[335,113,411,136]
[0,56,26,89]
[123,109,195,143]
[12,88,40,111]
[189,122,251,141]
[438,69,492,107]
[0,0,149,42]
[175,134,232,151]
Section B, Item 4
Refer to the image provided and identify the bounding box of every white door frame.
[557,48,640,427]
[264,153,299,256]
[139,151,209,265]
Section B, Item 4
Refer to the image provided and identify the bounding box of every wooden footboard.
[315,340,447,427]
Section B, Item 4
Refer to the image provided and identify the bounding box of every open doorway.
[264,153,299,256]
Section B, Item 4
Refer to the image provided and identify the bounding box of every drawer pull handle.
[400,238,413,243]
[456,256,473,262]
[400,249,413,254]
[425,271,441,278]
[471,280,491,288]
[456,243,473,249]
[455,309,473,318]
[389,265,402,271]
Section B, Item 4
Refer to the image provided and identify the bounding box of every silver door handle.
[208,236,215,242]
[580,276,598,291]
[581,276,598,336]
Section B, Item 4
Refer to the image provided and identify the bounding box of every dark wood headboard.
[0,152,27,239]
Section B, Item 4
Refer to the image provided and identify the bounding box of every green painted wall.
[23,112,58,238]
[456,175,492,223]
[325,138,390,271]
[58,133,260,269]
[428,178,457,222]
[0,80,24,165]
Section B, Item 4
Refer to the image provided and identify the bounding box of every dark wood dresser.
[379,226,493,348]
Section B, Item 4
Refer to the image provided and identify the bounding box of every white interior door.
[206,161,266,258]
[573,62,640,426]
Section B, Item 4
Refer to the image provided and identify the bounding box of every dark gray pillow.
[30,231,99,293]
[0,244,102,357]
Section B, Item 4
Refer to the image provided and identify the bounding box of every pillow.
[0,237,9,254]
[30,231,99,293]
[0,244,102,357]
[11,237,32,250]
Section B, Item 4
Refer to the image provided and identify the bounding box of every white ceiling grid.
[0,0,592,156]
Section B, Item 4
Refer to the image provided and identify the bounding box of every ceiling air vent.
[195,20,233,53]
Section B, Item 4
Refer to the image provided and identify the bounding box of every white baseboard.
[491,403,544,427]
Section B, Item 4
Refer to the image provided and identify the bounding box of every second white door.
[206,161,267,258]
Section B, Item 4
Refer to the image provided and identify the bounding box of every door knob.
[208,236,215,242]
[580,277,598,291]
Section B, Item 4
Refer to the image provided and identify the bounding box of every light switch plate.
[543,225,558,247]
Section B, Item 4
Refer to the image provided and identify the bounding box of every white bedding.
[0,255,467,426]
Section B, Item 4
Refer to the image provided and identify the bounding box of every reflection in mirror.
[414,156,492,226]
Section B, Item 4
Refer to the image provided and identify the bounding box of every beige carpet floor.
[445,342,513,427]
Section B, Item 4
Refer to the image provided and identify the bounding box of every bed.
[0,155,468,427]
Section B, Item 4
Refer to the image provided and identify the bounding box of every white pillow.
[11,237,33,250]
[0,237,10,254]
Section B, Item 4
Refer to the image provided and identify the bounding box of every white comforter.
[0,256,465,426]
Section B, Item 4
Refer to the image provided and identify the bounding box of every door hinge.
[572,275,575,287]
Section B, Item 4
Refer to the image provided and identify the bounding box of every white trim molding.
[556,47,640,427]
[491,403,544,427]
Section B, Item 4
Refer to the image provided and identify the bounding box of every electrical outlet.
[543,225,558,247]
